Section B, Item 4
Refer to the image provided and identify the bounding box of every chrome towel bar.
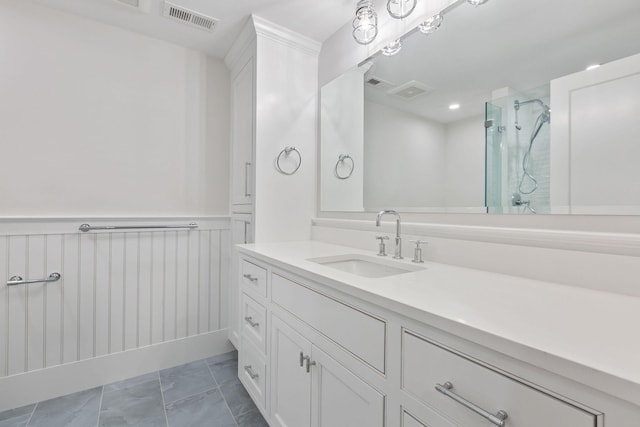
[7,272,61,286]
[79,223,198,232]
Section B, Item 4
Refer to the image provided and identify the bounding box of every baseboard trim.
[0,330,234,412]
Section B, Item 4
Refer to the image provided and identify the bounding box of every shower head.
[514,98,549,111]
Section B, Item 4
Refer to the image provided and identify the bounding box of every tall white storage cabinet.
[224,16,320,349]
[226,30,256,348]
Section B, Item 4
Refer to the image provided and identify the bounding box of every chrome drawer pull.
[244,316,260,328]
[244,365,259,380]
[299,352,305,367]
[435,382,508,427]
[243,274,258,282]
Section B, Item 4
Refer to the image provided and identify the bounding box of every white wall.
[320,68,366,212]
[551,52,640,214]
[0,0,229,217]
[444,114,485,208]
[364,101,446,209]
[253,18,320,242]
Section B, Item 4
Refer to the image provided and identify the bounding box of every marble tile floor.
[0,350,268,427]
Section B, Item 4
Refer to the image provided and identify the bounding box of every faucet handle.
[409,240,427,263]
[375,236,389,256]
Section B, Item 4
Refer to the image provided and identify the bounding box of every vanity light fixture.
[353,0,378,45]
[419,13,444,34]
[387,0,417,19]
[381,39,402,56]
[449,103,460,110]
[586,64,601,71]
[467,0,489,6]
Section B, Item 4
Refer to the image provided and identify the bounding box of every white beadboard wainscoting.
[0,217,233,411]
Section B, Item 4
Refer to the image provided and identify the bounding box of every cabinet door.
[311,346,384,427]
[231,213,252,245]
[231,56,254,205]
[228,214,253,347]
[270,315,312,427]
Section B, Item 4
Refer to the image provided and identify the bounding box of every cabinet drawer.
[241,293,267,354]
[272,273,386,373]
[241,259,267,297]
[402,330,598,427]
[239,339,267,412]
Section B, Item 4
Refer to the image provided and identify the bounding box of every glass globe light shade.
[353,0,378,45]
[387,0,417,19]
[419,14,444,34]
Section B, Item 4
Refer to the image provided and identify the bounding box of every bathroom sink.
[308,254,424,278]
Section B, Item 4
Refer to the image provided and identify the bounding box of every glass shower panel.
[485,101,503,213]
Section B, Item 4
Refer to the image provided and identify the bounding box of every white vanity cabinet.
[236,246,639,427]
[269,308,384,427]
[237,255,386,427]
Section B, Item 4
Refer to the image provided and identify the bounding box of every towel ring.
[335,154,354,180]
[276,146,302,175]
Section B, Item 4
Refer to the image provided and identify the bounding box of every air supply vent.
[163,1,218,32]
[365,76,393,89]
[387,80,433,101]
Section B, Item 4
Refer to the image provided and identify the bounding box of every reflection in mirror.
[320,0,640,214]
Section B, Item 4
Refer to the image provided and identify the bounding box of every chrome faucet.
[376,210,402,259]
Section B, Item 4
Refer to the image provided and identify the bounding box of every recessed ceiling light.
[586,64,601,71]
[449,104,460,110]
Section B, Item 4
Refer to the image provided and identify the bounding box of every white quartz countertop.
[237,240,640,405]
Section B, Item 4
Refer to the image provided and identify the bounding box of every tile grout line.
[25,402,37,426]
[95,386,104,427]
[206,360,239,427]
[157,371,171,427]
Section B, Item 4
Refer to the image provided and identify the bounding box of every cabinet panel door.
[231,56,254,205]
[271,315,312,427]
[311,346,384,427]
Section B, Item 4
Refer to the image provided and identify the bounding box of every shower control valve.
[375,236,389,256]
[409,240,427,264]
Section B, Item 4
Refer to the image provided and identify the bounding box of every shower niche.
[486,85,551,214]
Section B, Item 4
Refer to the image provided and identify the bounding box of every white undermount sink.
[308,254,425,278]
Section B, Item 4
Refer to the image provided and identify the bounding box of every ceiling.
[364,0,640,124]
[30,0,355,58]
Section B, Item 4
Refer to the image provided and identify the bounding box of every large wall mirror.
[320,0,640,214]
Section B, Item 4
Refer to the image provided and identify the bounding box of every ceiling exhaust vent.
[163,2,218,32]
[387,80,433,101]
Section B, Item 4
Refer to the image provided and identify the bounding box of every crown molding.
[252,15,322,57]
[224,17,257,71]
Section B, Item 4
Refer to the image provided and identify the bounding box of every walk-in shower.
[485,85,551,214]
